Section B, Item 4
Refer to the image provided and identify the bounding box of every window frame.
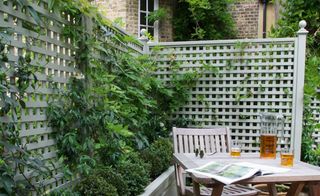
[138,0,159,41]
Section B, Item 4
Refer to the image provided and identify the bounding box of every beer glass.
[230,140,241,157]
[281,148,294,167]
[259,113,284,159]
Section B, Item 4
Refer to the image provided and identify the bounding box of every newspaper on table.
[186,161,290,185]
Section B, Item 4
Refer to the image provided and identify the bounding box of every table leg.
[286,182,305,196]
[267,183,277,196]
[192,180,200,196]
[308,182,320,196]
[211,184,224,196]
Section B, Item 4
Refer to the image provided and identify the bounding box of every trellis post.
[293,20,308,160]
[139,29,149,54]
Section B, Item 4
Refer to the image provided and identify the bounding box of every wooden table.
[173,153,320,196]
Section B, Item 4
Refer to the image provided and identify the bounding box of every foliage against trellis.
[149,35,306,153]
[0,0,145,192]
[0,0,309,193]
[0,0,79,191]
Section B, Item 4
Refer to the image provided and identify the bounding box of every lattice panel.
[0,0,78,192]
[150,39,297,152]
[311,98,320,146]
[0,0,144,193]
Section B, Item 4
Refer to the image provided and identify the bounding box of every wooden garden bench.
[172,127,258,196]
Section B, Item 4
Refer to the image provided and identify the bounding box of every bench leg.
[211,184,224,196]
[192,180,200,196]
[267,183,277,196]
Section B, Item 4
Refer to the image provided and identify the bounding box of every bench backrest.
[172,127,231,154]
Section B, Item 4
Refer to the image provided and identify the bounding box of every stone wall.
[230,0,260,39]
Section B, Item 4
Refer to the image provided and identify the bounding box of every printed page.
[186,161,260,184]
[186,161,226,174]
[234,162,290,175]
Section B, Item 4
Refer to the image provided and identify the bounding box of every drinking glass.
[230,140,241,157]
[280,148,294,167]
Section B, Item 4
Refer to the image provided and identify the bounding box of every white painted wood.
[292,21,308,160]
[140,166,177,196]
[150,29,307,153]
[172,129,258,196]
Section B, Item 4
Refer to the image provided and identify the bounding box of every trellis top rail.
[147,38,296,47]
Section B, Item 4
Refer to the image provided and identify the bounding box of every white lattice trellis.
[0,0,309,193]
[148,23,307,158]
[0,0,146,192]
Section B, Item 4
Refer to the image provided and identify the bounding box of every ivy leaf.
[48,0,57,10]
[15,0,28,7]
[27,6,42,26]
[107,123,133,137]
[0,175,14,194]
[18,100,26,108]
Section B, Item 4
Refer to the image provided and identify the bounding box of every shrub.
[117,152,150,196]
[142,138,173,178]
[48,189,80,196]
[173,0,236,41]
[76,175,118,196]
[93,166,128,196]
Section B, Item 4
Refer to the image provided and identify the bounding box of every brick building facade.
[92,0,278,42]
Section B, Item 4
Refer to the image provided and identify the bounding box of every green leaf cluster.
[76,175,118,196]
[0,26,50,195]
[45,1,200,195]
[141,138,173,178]
[271,0,320,164]
[173,0,237,40]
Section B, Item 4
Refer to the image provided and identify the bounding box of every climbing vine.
[173,0,237,41]
[43,0,201,194]
[271,0,320,164]
[0,26,50,194]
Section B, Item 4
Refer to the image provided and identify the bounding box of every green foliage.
[117,153,151,196]
[76,175,118,196]
[48,188,80,196]
[45,1,199,194]
[173,0,237,41]
[271,0,320,51]
[148,8,168,23]
[301,96,320,165]
[271,0,320,163]
[0,26,50,195]
[141,138,173,178]
[92,166,129,196]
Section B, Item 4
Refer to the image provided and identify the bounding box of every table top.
[173,153,320,184]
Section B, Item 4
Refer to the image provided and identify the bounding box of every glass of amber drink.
[281,148,294,167]
[230,140,241,157]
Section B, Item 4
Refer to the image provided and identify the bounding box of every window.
[139,0,158,39]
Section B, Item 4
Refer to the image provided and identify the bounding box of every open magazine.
[186,161,290,185]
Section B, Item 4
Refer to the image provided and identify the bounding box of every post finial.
[298,20,308,34]
[139,28,149,42]
[299,20,307,29]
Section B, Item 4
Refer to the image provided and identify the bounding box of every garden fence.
[147,24,307,158]
[0,0,312,193]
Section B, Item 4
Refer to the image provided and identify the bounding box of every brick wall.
[94,0,263,40]
[230,0,260,39]
[92,0,138,36]
[92,0,127,26]
[158,0,174,42]
[126,0,139,36]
